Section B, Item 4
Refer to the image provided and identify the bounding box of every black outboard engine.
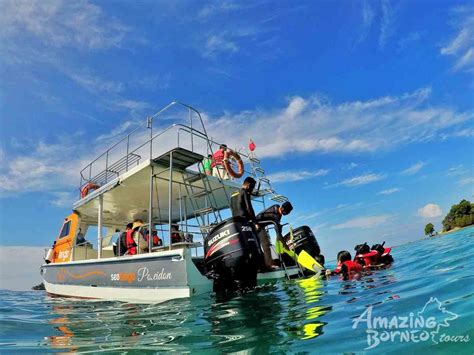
[204,216,261,292]
[281,226,320,266]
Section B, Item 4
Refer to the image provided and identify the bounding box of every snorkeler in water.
[326,250,363,280]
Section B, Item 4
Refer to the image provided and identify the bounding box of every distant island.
[32,282,45,291]
[442,199,474,232]
[425,199,474,237]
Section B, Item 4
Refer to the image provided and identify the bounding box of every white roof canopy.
[74,150,242,228]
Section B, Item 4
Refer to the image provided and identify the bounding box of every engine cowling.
[204,216,261,291]
[283,226,320,259]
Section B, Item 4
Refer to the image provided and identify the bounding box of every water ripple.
[0,227,473,353]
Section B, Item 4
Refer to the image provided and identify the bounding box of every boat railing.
[79,102,257,195]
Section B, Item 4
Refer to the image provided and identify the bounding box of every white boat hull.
[41,248,212,303]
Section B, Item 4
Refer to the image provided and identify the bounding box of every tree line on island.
[425,199,474,237]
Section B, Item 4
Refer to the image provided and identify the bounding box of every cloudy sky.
[0,0,473,290]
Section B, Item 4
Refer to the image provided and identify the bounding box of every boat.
[40,102,316,303]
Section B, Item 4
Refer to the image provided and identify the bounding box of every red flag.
[248,138,256,152]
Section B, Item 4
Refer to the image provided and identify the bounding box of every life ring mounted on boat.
[80,182,100,198]
[223,150,245,179]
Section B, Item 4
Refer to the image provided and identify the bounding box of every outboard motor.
[282,226,320,261]
[204,216,261,292]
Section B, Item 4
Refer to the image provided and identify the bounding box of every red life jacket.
[335,260,363,274]
[211,150,225,168]
[126,229,137,255]
[381,247,391,257]
[354,250,378,266]
[145,233,161,246]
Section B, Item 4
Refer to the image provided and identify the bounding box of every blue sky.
[0,0,473,285]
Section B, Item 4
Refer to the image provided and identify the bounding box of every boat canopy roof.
[74,149,241,227]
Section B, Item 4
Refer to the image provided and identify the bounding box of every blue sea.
[1,227,473,353]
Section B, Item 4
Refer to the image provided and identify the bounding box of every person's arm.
[243,191,256,222]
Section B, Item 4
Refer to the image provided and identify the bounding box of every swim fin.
[297,250,323,273]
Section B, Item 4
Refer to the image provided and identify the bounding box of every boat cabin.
[46,102,288,264]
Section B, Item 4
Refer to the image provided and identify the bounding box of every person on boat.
[145,230,162,248]
[255,201,294,270]
[126,219,147,255]
[212,144,230,180]
[202,154,213,176]
[230,177,259,230]
[117,223,132,256]
[76,228,86,246]
[326,250,363,280]
[170,224,184,244]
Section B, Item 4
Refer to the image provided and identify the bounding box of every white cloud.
[379,0,396,49]
[441,6,474,73]
[267,169,329,183]
[378,187,401,195]
[65,70,124,94]
[203,34,239,58]
[356,0,374,45]
[398,32,422,51]
[417,203,443,219]
[459,177,474,186]
[1,88,472,198]
[206,88,473,159]
[0,0,128,51]
[198,1,242,19]
[49,191,76,207]
[331,215,391,230]
[401,161,426,175]
[336,173,386,187]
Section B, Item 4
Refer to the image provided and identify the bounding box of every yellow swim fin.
[297,250,323,273]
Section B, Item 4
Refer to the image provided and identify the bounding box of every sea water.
[0,227,473,353]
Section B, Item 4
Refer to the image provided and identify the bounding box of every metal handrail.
[79,104,255,191]
[79,102,208,179]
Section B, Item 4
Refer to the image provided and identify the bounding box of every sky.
[0,0,473,290]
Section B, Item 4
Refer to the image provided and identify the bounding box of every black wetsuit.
[230,188,257,223]
[255,204,284,270]
[256,204,283,234]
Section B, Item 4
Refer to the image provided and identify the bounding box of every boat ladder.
[248,150,288,203]
[183,164,227,237]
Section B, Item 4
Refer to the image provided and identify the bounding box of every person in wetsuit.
[255,201,293,270]
[230,177,258,228]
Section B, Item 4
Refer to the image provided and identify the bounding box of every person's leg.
[257,229,274,269]
[222,167,230,180]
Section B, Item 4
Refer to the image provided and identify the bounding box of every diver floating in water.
[354,241,393,268]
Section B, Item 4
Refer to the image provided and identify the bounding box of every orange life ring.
[80,182,100,198]
[223,150,245,178]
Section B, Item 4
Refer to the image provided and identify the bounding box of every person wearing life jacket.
[145,230,162,247]
[211,144,230,180]
[126,220,144,255]
[370,242,394,266]
[354,242,379,267]
[328,250,363,280]
[117,223,133,256]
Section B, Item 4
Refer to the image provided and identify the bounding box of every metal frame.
[76,102,283,257]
